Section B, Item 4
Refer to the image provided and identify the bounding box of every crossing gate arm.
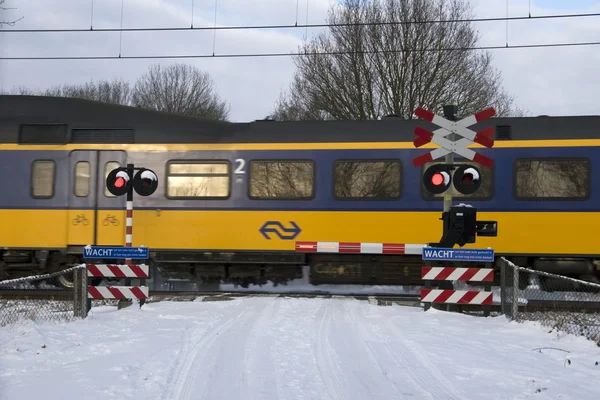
[295,241,426,255]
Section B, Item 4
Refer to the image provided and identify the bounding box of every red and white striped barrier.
[421,266,493,282]
[86,263,149,300]
[87,264,149,278]
[420,264,494,313]
[420,288,492,305]
[295,241,425,255]
[88,285,149,300]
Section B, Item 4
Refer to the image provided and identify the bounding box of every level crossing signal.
[423,163,482,196]
[106,167,159,197]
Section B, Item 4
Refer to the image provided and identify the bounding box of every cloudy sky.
[1,0,599,122]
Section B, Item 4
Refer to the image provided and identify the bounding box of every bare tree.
[273,0,525,120]
[4,78,132,105]
[0,0,23,27]
[132,64,230,121]
[46,79,132,105]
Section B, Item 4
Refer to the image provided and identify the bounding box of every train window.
[166,161,230,198]
[514,158,590,200]
[104,161,121,197]
[31,160,55,198]
[333,160,402,199]
[248,160,315,199]
[74,161,91,197]
[421,160,493,200]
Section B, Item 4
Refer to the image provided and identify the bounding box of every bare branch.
[4,63,230,122]
[132,63,230,121]
[0,0,23,27]
[4,78,133,105]
[273,0,523,120]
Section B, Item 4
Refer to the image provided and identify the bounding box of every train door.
[67,150,127,247]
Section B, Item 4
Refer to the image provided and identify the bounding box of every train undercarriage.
[1,248,600,291]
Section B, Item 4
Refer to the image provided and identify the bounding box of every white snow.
[1,297,599,400]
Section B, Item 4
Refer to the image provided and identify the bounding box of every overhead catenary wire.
[1,40,599,61]
[1,11,599,33]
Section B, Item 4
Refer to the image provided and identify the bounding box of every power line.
[1,40,599,61]
[1,12,599,34]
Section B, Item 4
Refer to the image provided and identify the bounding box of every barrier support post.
[122,163,135,309]
[483,279,492,317]
[423,274,432,312]
[73,267,89,319]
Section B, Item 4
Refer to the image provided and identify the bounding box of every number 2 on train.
[234,158,246,174]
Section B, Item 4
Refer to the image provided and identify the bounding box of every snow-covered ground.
[1,297,599,400]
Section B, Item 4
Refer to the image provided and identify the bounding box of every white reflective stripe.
[317,242,339,253]
[96,265,114,277]
[472,291,493,304]
[360,243,383,253]
[126,234,132,243]
[421,289,443,302]
[422,267,445,280]
[87,286,148,299]
[472,268,493,281]
[87,264,150,278]
[422,290,492,304]
[404,244,425,255]
[447,268,469,280]
[429,146,451,160]
[431,127,451,138]
[126,201,133,210]
[136,265,149,276]
[457,114,477,128]
[126,217,133,226]
[451,144,477,161]
[445,290,467,303]
[431,114,454,131]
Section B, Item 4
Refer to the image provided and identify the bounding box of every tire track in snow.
[349,302,465,400]
[244,298,282,400]
[314,301,347,400]
[315,299,405,400]
[343,302,420,398]
[162,301,252,400]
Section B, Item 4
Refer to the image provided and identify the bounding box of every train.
[1,94,599,290]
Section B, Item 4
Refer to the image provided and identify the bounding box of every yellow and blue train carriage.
[1,95,599,288]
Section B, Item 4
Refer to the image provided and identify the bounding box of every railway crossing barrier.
[75,245,151,317]
[294,241,425,255]
[420,246,494,316]
[294,240,496,316]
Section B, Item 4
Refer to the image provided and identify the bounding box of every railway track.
[1,288,599,313]
[0,288,422,303]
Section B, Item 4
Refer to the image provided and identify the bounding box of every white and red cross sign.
[412,107,496,168]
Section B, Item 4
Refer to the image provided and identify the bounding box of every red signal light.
[114,177,126,188]
[431,173,444,186]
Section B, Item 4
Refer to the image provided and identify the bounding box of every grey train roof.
[1,95,600,144]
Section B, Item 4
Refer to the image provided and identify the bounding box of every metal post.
[511,264,519,320]
[86,269,92,315]
[125,163,134,270]
[442,105,457,213]
[73,267,89,319]
[121,163,135,308]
